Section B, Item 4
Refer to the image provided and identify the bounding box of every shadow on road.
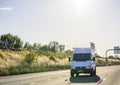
[69,75,100,83]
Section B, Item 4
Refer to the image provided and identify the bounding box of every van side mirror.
[68,57,71,62]
[93,57,95,61]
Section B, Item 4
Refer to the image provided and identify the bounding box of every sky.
[0,0,120,56]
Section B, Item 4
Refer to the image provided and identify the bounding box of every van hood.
[71,61,92,67]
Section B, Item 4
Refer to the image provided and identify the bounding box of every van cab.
[71,48,96,77]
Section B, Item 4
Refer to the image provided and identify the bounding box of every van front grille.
[76,67,86,70]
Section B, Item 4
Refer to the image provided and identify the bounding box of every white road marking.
[31,82,35,85]
[103,78,106,81]
[97,73,109,85]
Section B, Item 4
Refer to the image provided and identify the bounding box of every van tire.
[93,69,96,76]
[90,72,93,76]
[76,73,79,77]
[90,69,96,76]
[71,72,74,77]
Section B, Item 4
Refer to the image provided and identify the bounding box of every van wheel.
[90,70,96,76]
[90,72,93,76]
[76,73,79,77]
[71,72,74,77]
[93,69,96,76]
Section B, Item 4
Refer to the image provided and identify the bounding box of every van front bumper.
[71,67,93,73]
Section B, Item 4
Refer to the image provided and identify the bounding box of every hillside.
[0,49,120,76]
[0,49,70,76]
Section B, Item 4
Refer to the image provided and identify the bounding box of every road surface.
[0,65,120,85]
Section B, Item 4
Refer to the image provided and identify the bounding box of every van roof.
[73,48,91,54]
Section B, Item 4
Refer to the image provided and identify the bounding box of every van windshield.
[73,53,91,61]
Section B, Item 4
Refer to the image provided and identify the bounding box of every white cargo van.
[71,48,96,77]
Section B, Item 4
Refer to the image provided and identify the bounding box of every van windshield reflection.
[73,53,91,61]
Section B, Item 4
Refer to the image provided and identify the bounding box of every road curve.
[0,65,120,85]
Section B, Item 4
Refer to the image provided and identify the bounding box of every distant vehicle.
[70,47,96,77]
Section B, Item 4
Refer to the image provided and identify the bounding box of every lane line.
[97,73,109,85]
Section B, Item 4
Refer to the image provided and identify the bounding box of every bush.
[24,53,37,64]
[96,58,105,66]
[49,56,57,62]
[0,68,9,76]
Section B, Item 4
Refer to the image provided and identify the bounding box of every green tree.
[49,41,59,52]
[23,42,32,50]
[49,41,65,53]
[59,45,65,52]
[108,55,114,59]
[33,43,41,51]
[65,49,73,57]
[95,53,101,58]
[0,33,23,50]
[40,45,49,52]
[13,36,23,50]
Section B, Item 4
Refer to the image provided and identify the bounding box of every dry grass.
[0,49,70,76]
[0,49,119,76]
[96,58,120,66]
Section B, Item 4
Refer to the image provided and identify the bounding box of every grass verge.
[0,49,120,76]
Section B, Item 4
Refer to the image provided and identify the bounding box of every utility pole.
[105,49,114,65]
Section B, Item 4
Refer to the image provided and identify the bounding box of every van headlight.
[86,66,91,69]
[71,66,76,69]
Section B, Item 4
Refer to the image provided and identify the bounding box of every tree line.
[0,33,73,55]
[23,41,65,53]
[0,33,23,50]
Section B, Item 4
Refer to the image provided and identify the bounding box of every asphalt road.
[0,65,120,85]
